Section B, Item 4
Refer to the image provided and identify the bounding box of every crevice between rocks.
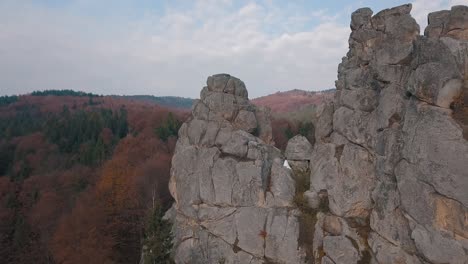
[199,224,260,260]
[451,89,468,140]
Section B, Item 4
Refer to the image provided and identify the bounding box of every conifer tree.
[142,203,173,264]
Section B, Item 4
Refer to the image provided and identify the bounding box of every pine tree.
[142,203,173,264]
[155,112,181,142]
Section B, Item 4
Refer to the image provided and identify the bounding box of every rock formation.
[165,4,468,264]
[311,4,468,264]
[166,73,304,263]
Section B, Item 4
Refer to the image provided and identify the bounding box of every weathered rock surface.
[164,4,468,264]
[309,4,468,264]
[285,135,313,161]
[166,74,304,263]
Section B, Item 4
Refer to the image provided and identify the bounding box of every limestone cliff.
[165,4,468,264]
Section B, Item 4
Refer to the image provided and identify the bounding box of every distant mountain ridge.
[11,90,193,110]
[30,89,101,97]
[116,89,336,111]
[252,88,335,113]
[113,95,194,109]
[8,89,336,111]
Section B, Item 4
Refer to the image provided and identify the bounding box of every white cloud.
[0,0,465,98]
[411,0,466,29]
[0,0,350,98]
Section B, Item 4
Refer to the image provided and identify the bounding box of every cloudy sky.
[0,0,466,98]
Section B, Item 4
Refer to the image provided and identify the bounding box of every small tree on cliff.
[142,202,173,264]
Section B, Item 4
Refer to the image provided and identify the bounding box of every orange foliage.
[97,155,138,213]
[0,94,183,263]
[51,191,114,264]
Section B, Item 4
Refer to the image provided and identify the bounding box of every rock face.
[165,4,468,264]
[310,4,468,264]
[166,74,304,263]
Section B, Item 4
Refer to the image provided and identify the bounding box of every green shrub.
[284,125,294,140]
[298,122,314,137]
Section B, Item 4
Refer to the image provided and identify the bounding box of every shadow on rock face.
[451,89,468,140]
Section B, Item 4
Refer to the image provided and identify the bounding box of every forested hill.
[0,93,188,263]
[0,90,321,263]
[10,90,195,109]
[114,95,194,109]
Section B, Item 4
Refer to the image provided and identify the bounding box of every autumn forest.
[0,91,317,264]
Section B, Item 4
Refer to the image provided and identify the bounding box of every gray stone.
[339,87,378,112]
[425,10,451,39]
[304,190,320,209]
[333,106,377,148]
[401,102,468,206]
[322,215,343,236]
[187,119,208,145]
[234,109,257,133]
[368,232,422,264]
[328,143,375,218]
[212,157,236,205]
[207,73,248,98]
[234,207,268,257]
[192,99,209,120]
[370,207,415,251]
[323,236,359,264]
[430,5,468,41]
[285,135,313,161]
[411,225,467,264]
[266,158,295,207]
[202,91,249,121]
[315,102,334,141]
[321,256,335,264]
[207,74,242,96]
[351,8,373,30]
[198,205,237,245]
[254,105,274,144]
[233,161,263,206]
[220,130,256,158]
[265,209,302,263]
[287,160,309,173]
[310,143,339,192]
[200,121,220,147]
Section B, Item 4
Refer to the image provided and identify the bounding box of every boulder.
[206,73,248,98]
[285,135,313,161]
